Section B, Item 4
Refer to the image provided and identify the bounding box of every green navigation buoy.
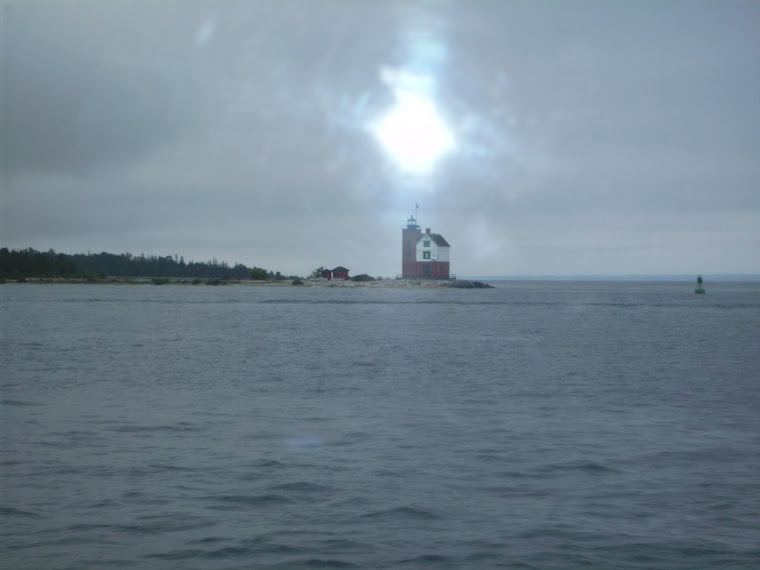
[695,275,705,294]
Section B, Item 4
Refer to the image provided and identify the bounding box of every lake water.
[1,281,759,569]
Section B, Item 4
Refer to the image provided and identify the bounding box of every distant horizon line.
[462,274,760,282]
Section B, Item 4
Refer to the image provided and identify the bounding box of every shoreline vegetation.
[0,247,493,288]
[2,276,493,288]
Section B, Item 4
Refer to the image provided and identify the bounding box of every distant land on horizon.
[3,247,757,283]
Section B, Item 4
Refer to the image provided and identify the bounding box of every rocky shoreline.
[441,280,494,289]
[4,277,494,288]
[304,278,494,289]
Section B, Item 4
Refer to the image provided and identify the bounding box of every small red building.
[331,266,350,280]
[321,267,350,280]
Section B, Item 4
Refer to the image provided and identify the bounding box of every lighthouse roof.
[427,233,450,247]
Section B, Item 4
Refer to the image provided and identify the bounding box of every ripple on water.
[271,481,337,493]
[205,494,293,510]
[0,506,45,519]
[361,506,440,521]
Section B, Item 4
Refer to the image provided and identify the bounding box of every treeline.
[0,247,285,280]
[0,248,77,278]
[72,251,253,279]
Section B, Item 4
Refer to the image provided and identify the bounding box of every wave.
[395,554,453,566]
[536,460,622,476]
[206,494,293,509]
[111,422,203,433]
[271,481,336,493]
[0,399,40,406]
[0,506,44,519]
[361,506,439,520]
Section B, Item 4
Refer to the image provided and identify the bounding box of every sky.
[1,0,759,277]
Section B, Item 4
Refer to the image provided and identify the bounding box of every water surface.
[2,281,759,568]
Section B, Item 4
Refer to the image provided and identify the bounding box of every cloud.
[2,0,759,275]
[4,4,191,178]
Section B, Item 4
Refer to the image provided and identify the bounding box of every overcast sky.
[2,0,758,277]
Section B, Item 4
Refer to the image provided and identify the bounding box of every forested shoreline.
[0,247,282,281]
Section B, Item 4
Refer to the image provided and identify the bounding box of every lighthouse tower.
[401,215,422,278]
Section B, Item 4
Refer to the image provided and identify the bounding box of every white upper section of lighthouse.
[416,231,450,262]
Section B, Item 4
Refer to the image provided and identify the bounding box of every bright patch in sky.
[195,20,215,45]
[371,69,455,175]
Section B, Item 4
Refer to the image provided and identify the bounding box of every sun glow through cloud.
[371,68,455,175]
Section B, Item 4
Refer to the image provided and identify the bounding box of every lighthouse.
[401,213,451,279]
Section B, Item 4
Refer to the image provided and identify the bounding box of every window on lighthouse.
[423,240,430,247]
[423,251,431,259]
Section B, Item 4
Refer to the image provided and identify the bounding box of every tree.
[309,266,326,279]
[249,266,268,280]
[351,274,374,282]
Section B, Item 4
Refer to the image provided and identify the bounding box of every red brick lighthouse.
[401,214,451,279]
